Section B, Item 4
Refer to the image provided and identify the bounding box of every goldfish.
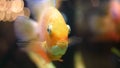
[38,6,70,61]
[25,0,70,61]
[14,0,70,67]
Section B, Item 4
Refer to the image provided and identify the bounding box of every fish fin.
[58,59,63,62]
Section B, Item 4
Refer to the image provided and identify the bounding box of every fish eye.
[47,24,52,34]
[67,25,71,34]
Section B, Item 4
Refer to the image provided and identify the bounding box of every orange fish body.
[14,2,70,67]
[14,7,70,62]
[38,6,70,61]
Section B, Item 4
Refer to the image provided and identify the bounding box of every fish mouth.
[48,42,68,60]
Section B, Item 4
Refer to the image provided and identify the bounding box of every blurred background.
[53,0,120,68]
[0,0,120,68]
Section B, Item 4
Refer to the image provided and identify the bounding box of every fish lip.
[56,42,68,48]
[48,42,68,57]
